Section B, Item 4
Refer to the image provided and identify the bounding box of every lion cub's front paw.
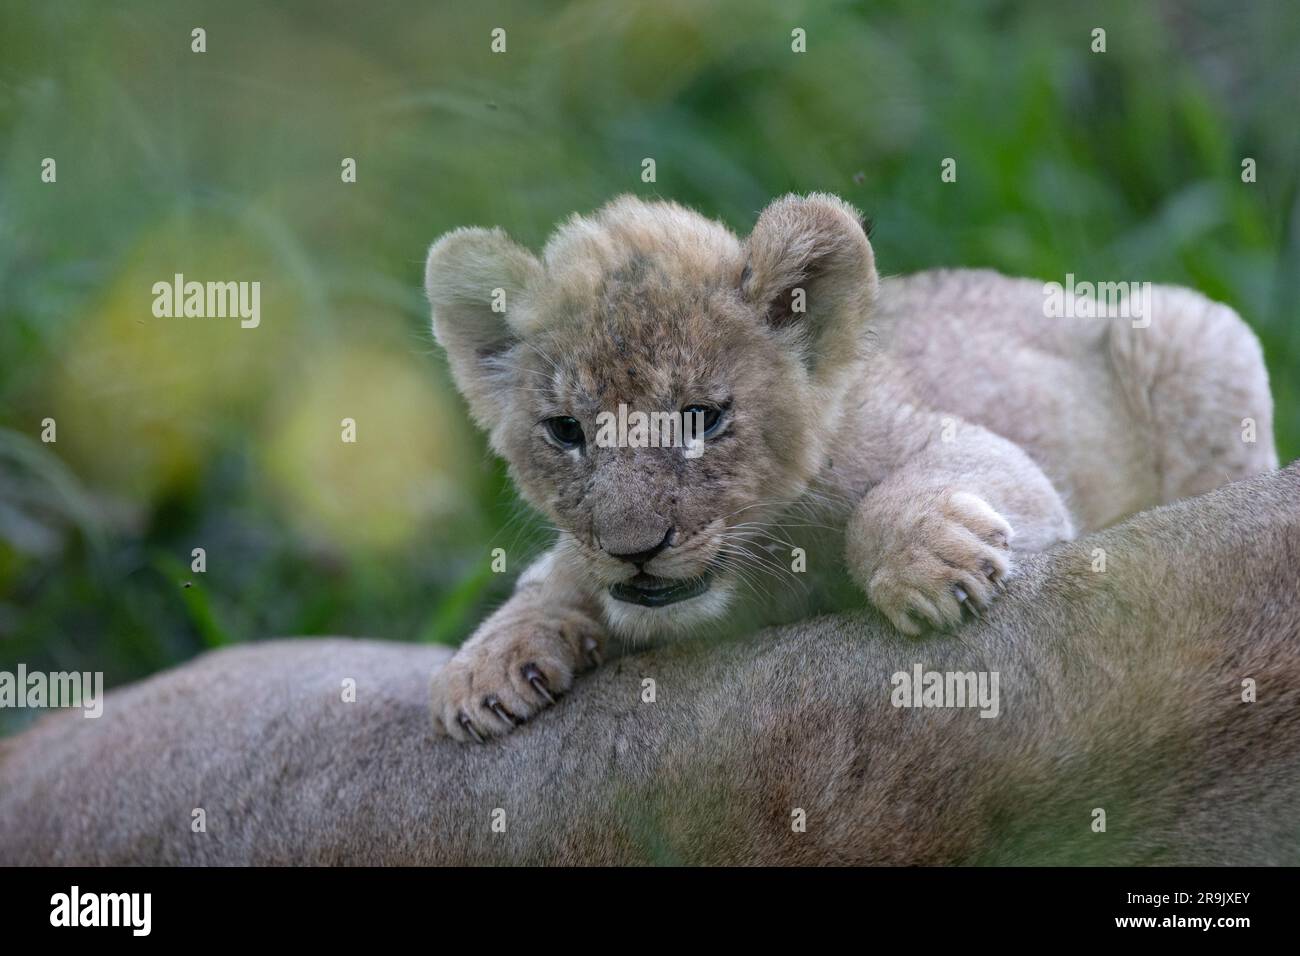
[430,604,606,743]
[866,491,1013,636]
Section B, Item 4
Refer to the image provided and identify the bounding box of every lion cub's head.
[426,194,877,638]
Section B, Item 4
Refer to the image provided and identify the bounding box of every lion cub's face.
[427,194,877,638]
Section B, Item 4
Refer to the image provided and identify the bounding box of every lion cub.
[424,194,1277,742]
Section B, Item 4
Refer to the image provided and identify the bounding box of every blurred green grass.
[1,0,1297,732]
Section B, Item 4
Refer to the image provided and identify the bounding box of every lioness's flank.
[424,193,1277,742]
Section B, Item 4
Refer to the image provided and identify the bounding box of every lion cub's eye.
[543,416,585,449]
[682,404,724,437]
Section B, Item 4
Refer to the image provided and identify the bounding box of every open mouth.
[609,572,712,608]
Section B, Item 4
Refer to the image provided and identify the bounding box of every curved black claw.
[457,711,485,743]
[485,696,520,727]
[522,663,556,704]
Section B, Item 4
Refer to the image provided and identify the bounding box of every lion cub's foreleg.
[845,417,1075,635]
[429,545,606,742]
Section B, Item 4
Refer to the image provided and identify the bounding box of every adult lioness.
[3,465,1298,864]
[424,194,1276,741]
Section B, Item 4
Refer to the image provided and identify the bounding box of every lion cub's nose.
[602,526,675,567]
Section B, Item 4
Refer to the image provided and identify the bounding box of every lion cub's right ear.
[425,227,543,429]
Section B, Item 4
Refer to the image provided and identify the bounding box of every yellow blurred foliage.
[52,213,304,501]
[260,344,472,552]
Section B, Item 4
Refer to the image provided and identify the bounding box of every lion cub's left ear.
[425,227,543,429]
[741,193,878,371]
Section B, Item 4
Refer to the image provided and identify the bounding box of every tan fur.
[3,465,1298,864]
[424,194,1278,742]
